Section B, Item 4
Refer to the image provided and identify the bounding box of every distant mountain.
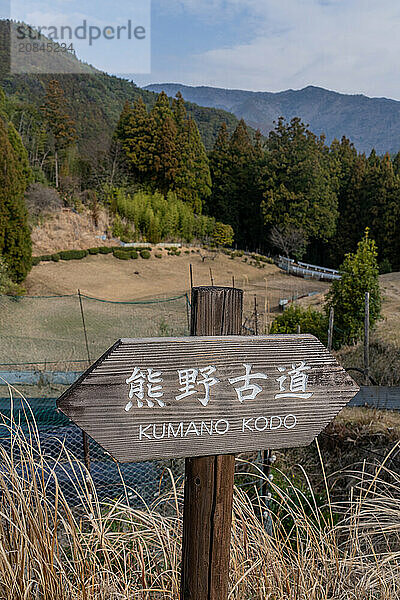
[145,83,400,155]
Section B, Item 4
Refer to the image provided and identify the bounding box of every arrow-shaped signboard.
[57,334,359,463]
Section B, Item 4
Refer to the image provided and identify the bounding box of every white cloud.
[159,0,400,99]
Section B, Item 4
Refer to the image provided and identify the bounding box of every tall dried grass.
[0,386,399,599]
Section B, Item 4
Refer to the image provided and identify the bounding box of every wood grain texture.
[181,286,239,600]
[57,333,359,463]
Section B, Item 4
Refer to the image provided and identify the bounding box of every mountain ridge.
[145,83,400,154]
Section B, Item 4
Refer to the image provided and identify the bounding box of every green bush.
[140,250,151,259]
[113,249,131,260]
[131,251,138,259]
[155,253,163,259]
[31,256,41,266]
[270,305,328,345]
[51,253,60,262]
[88,247,100,255]
[59,250,88,261]
[39,255,52,262]
[99,246,114,254]
[212,222,234,247]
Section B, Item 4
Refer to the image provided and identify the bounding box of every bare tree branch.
[269,225,308,259]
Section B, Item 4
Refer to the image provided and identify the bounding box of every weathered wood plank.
[57,334,359,463]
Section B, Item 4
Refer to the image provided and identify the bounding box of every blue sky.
[3,0,400,99]
[138,0,400,100]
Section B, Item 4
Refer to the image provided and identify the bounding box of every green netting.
[0,293,190,369]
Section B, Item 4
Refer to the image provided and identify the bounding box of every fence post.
[77,289,91,472]
[327,307,334,352]
[181,286,243,600]
[364,292,370,385]
[254,295,258,336]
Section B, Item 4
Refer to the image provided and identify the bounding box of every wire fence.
[0,292,192,505]
[0,293,190,369]
[0,395,186,507]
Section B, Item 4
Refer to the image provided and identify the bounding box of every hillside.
[0,20,241,156]
[145,83,400,154]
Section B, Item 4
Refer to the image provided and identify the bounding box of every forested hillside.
[0,20,241,160]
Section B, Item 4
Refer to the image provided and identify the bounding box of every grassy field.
[24,247,328,322]
[3,247,400,377]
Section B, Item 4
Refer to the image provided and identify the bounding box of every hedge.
[88,247,100,255]
[113,249,132,260]
[99,246,114,254]
[59,250,88,261]
[140,250,151,259]
[51,254,60,262]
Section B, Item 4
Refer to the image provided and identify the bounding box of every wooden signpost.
[57,286,359,600]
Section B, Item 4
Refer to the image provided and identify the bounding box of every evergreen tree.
[150,92,178,194]
[208,122,231,222]
[7,122,34,186]
[328,137,365,264]
[174,116,211,212]
[366,153,400,270]
[114,100,133,141]
[262,118,338,248]
[0,117,32,282]
[392,151,400,177]
[228,119,257,245]
[42,80,76,187]
[172,91,187,133]
[326,229,381,347]
[208,120,266,249]
[123,97,155,185]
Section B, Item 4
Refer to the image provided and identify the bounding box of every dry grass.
[0,387,399,599]
[336,336,400,386]
[31,208,116,256]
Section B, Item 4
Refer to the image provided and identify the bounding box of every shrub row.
[113,247,151,260]
[59,250,88,261]
[113,248,138,260]
[32,245,154,265]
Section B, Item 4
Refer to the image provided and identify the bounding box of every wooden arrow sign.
[57,334,359,463]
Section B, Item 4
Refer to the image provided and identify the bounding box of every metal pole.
[78,289,91,472]
[364,292,370,385]
[327,307,334,352]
